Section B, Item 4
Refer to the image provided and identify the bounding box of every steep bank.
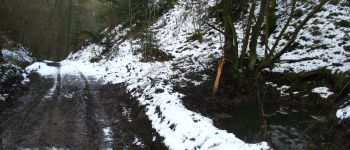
[1,35,33,104]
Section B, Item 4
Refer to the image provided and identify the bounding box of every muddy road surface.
[0,64,166,150]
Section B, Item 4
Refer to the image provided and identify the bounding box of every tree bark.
[240,0,257,68]
[248,0,266,70]
[223,0,239,69]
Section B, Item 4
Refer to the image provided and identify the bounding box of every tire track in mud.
[31,69,101,149]
[79,71,101,149]
[35,66,63,147]
[1,65,167,149]
[0,68,60,132]
[1,67,101,149]
[54,71,92,149]
[77,71,166,150]
[78,71,113,150]
[1,66,62,149]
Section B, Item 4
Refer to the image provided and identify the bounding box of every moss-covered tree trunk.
[266,0,277,36]
[215,0,243,94]
[223,0,239,70]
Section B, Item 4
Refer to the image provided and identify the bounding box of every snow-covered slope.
[269,1,350,73]
[1,37,34,67]
[1,36,34,102]
[337,98,350,120]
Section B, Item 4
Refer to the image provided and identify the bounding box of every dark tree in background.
[0,0,106,61]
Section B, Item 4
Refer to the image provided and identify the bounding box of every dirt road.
[0,63,165,150]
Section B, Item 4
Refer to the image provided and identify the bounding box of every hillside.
[7,0,350,149]
[1,35,33,102]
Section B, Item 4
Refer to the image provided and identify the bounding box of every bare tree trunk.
[263,2,270,56]
[262,0,277,56]
[240,0,257,68]
[223,0,239,69]
[248,0,266,70]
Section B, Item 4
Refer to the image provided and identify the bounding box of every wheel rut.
[78,71,113,150]
[1,66,62,149]
[1,65,167,149]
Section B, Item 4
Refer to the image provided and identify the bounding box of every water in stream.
[214,103,328,150]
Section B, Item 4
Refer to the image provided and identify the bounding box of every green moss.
[293,9,304,18]
[187,30,203,42]
[343,35,350,41]
[312,19,321,24]
[313,39,321,44]
[343,45,350,52]
[310,26,321,36]
[335,20,350,28]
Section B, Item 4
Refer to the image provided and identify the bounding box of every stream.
[214,103,329,150]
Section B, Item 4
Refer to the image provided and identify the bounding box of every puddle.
[213,103,328,150]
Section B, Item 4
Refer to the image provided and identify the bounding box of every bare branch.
[204,21,225,35]
[270,0,297,54]
[258,0,329,70]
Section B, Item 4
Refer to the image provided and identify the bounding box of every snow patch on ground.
[26,62,58,77]
[337,103,350,120]
[277,85,291,96]
[103,127,113,142]
[66,44,104,63]
[311,87,334,99]
[44,68,59,99]
[337,95,350,120]
[2,49,34,64]
[133,136,145,148]
[64,92,74,99]
[0,93,9,101]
